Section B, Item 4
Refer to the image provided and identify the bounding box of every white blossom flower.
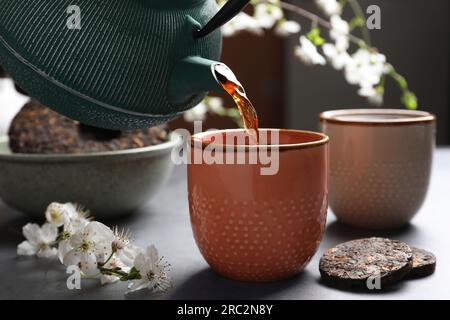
[116,243,141,268]
[322,43,351,70]
[315,0,342,16]
[358,85,377,97]
[62,221,114,276]
[275,20,301,36]
[55,204,90,263]
[17,223,58,258]
[183,102,208,122]
[111,226,131,252]
[58,235,73,264]
[330,15,349,36]
[222,12,263,37]
[45,202,76,227]
[66,205,90,232]
[344,49,387,105]
[206,97,225,114]
[217,0,263,36]
[126,245,171,294]
[345,48,387,87]
[358,86,384,106]
[16,201,173,296]
[330,15,350,50]
[294,36,326,66]
[368,92,384,106]
[254,2,284,29]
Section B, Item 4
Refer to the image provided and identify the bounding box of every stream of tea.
[214,64,259,144]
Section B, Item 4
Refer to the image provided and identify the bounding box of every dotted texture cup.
[320,109,436,230]
[188,129,329,282]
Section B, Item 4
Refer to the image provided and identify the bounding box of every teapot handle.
[193,0,251,38]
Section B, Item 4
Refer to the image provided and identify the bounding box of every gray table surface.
[1,149,450,300]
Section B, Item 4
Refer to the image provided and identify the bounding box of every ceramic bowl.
[0,134,179,218]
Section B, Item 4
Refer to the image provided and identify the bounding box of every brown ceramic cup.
[320,109,436,229]
[188,129,329,282]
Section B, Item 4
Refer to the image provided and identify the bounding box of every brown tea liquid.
[214,65,259,144]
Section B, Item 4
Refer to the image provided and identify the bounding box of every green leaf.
[124,266,141,280]
[375,84,385,95]
[349,17,365,30]
[307,27,325,46]
[394,74,408,90]
[388,67,409,90]
[401,91,418,110]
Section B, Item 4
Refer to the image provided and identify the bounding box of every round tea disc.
[319,237,413,289]
[407,247,436,278]
[8,101,170,154]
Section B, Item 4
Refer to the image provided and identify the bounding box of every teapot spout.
[168,56,224,106]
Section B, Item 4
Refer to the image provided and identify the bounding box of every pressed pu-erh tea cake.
[8,101,170,154]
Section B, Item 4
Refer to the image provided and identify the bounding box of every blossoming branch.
[184,0,418,124]
[17,202,172,295]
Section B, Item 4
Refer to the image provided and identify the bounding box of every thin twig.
[347,0,372,46]
[280,1,332,29]
[253,1,414,108]
[275,1,367,47]
[99,267,129,278]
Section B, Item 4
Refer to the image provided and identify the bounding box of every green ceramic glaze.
[0,0,223,130]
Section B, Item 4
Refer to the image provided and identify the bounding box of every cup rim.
[191,128,329,151]
[319,109,436,126]
[0,133,180,162]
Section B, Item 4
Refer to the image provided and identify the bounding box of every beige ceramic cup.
[320,109,436,229]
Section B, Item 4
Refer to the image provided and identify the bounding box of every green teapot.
[0,0,250,130]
